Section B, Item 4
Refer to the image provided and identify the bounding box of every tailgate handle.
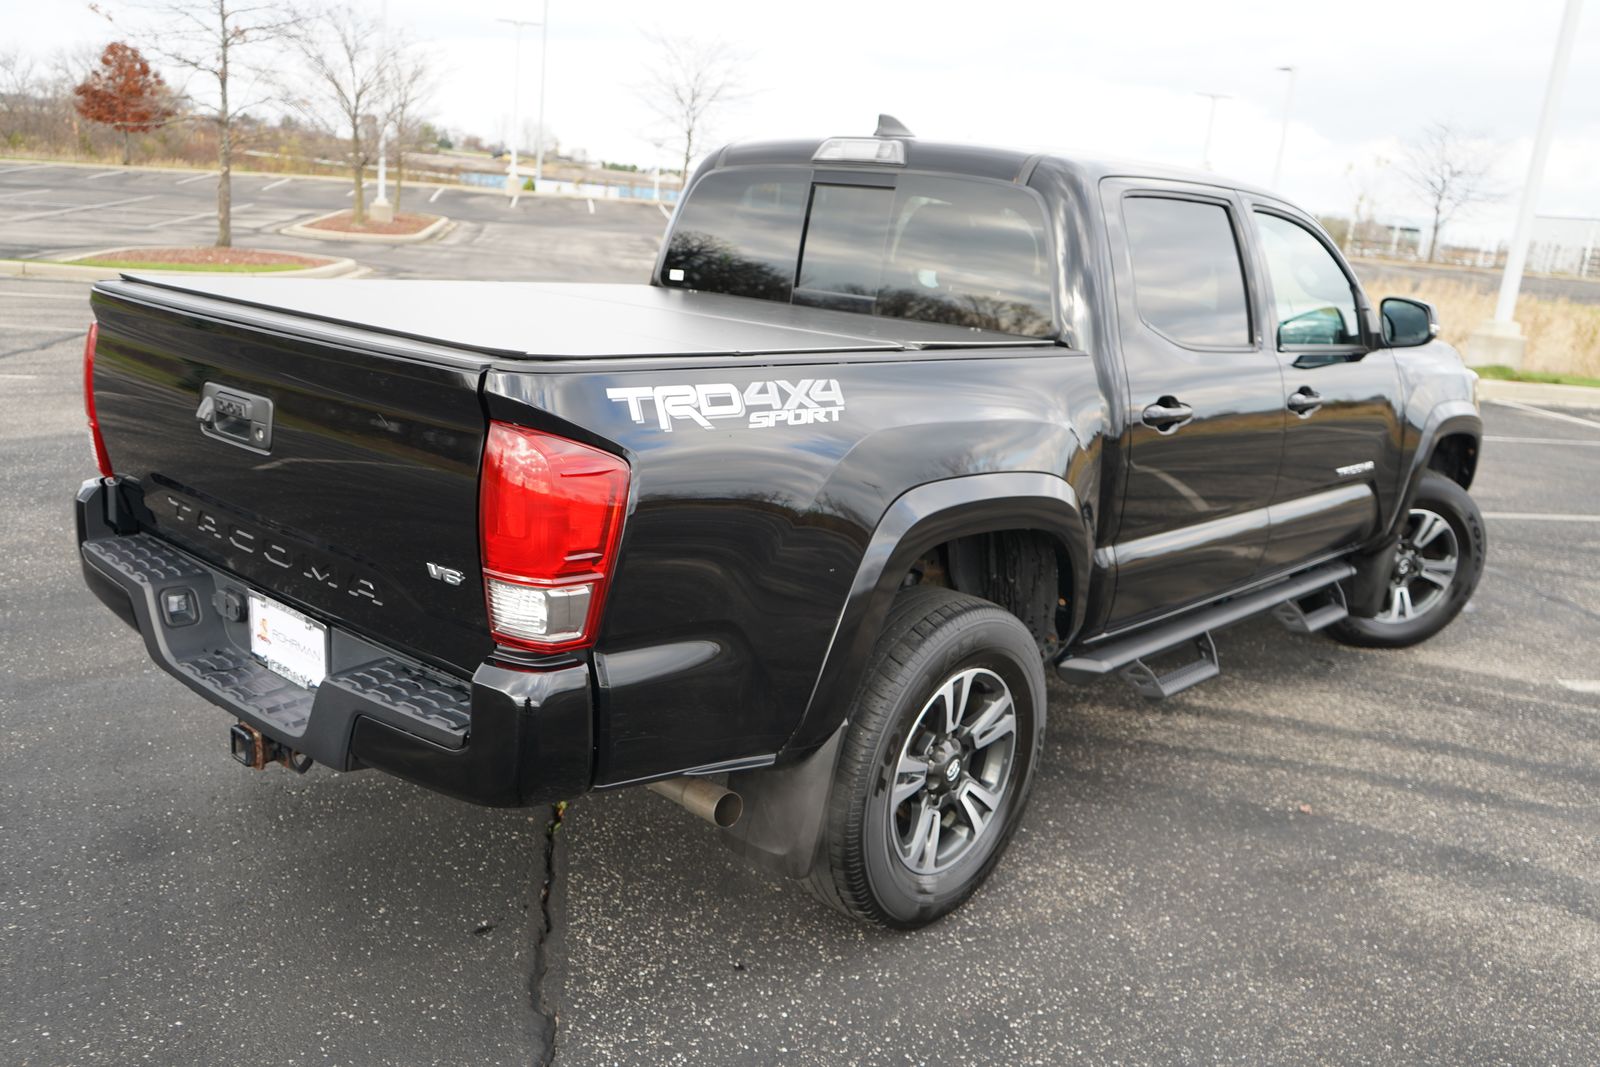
[197,383,274,453]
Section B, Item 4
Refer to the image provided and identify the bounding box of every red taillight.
[479,421,629,652]
[83,322,113,478]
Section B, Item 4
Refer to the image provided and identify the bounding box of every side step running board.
[1056,561,1355,698]
[1272,583,1349,633]
[1118,632,1219,699]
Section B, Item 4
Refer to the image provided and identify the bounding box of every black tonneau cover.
[107,276,1050,359]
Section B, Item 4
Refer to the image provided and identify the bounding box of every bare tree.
[293,7,394,224]
[103,1,304,247]
[0,49,40,143]
[638,32,743,184]
[382,40,434,214]
[1401,123,1498,262]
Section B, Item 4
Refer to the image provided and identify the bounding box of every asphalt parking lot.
[0,159,669,280]
[2,256,1599,1061]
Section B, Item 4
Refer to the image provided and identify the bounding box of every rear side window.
[1122,196,1251,348]
[661,168,1055,337]
[661,168,807,301]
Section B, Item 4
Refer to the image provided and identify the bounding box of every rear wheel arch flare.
[784,472,1091,757]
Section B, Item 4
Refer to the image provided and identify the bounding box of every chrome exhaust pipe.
[647,777,743,828]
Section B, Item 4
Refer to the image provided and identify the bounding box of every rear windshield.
[661,168,1054,338]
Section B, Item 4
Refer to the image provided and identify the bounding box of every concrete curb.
[0,253,361,281]
[280,210,453,244]
[1477,378,1599,409]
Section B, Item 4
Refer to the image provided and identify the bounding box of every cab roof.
[704,134,1281,203]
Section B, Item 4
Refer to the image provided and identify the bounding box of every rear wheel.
[806,587,1046,928]
[1328,471,1486,649]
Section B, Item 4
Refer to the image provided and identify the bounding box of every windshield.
[661,168,1055,338]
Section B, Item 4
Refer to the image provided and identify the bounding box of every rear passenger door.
[1242,203,1404,572]
[1101,181,1286,629]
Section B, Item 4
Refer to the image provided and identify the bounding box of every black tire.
[805,586,1046,929]
[1328,471,1486,649]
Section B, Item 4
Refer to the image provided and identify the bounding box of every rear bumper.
[76,477,592,807]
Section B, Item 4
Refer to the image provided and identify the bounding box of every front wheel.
[806,587,1046,928]
[1328,471,1486,649]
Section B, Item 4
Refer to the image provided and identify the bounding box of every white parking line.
[147,202,253,228]
[586,198,595,214]
[657,202,671,220]
[175,171,217,185]
[86,169,125,180]
[0,163,53,175]
[1484,435,1600,447]
[261,177,292,191]
[1489,398,1600,433]
[510,194,520,208]
[0,188,43,201]
[4,194,156,223]
[1558,679,1600,694]
[0,323,81,333]
[1483,512,1600,522]
[344,184,370,198]
[429,187,444,203]
[0,291,91,300]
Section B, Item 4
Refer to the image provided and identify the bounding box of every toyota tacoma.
[75,118,1484,927]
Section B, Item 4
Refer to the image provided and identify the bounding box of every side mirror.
[1380,297,1438,348]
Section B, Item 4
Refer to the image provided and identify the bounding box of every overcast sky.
[12,0,1598,244]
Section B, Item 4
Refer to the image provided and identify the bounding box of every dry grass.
[1362,273,1600,377]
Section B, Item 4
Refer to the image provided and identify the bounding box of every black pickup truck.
[76,120,1484,927]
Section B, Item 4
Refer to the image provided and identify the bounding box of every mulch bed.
[305,211,441,236]
[74,247,331,267]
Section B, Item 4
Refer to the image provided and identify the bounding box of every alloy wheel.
[889,666,1018,875]
[1377,506,1459,623]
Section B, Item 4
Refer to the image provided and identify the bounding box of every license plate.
[248,593,328,689]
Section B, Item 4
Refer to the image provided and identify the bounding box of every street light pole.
[1465,0,1585,368]
[533,0,550,188]
[371,0,393,222]
[498,17,537,197]
[1196,92,1229,171]
[1271,65,1296,188]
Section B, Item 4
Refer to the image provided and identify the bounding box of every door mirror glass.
[1380,297,1438,347]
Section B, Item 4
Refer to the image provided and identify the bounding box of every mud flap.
[718,724,846,880]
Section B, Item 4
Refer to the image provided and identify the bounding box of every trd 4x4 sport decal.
[606,379,845,431]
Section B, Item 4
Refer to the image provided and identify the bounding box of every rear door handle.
[1141,397,1194,433]
[1287,387,1322,417]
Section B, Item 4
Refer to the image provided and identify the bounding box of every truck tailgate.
[89,280,492,675]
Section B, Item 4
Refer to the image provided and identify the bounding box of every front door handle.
[1141,397,1194,433]
[1287,387,1323,417]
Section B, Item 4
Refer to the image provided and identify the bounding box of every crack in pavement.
[1,331,83,360]
[530,799,569,1065]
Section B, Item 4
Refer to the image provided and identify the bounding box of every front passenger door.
[1246,206,1404,573]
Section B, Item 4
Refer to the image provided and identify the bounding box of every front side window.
[1122,196,1251,348]
[661,169,1055,337]
[1253,212,1361,347]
